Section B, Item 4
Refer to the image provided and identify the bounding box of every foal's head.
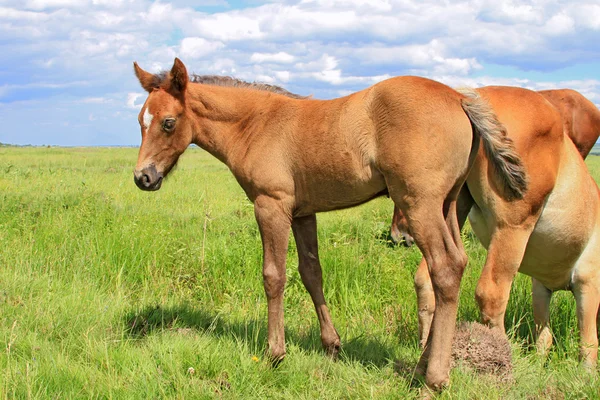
[132,58,192,191]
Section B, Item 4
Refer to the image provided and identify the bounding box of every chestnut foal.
[413,86,600,368]
[391,88,600,246]
[132,59,526,390]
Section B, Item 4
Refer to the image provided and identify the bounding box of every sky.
[0,0,599,146]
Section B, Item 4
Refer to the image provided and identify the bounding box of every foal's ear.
[133,62,156,93]
[169,58,188,94]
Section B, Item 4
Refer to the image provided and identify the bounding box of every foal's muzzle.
[134,164,163,191]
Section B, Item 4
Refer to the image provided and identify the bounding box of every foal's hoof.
[324,340,341,359]
[425,375,450,393]
[266,350,286,367]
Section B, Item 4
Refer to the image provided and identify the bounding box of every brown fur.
[132,59,526,391]
[391,88,600,245]
[538,89,600,158]
[413,86,600,369]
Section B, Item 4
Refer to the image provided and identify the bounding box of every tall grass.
[0,146,599,398]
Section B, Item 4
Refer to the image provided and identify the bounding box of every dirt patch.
[452,322,513,381]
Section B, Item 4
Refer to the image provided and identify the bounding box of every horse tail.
[458,87,528,200]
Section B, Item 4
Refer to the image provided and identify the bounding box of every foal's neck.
[186,83,275,166]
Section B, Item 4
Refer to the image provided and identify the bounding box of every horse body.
[484,140,598,289]
[415,86,600,367]
[539,89,600,158]
[132,59,525,390]
[391,88,600,246]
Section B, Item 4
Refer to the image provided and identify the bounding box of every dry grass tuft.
[452,322,513,380]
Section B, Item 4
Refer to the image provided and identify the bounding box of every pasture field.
[1,145,599,399]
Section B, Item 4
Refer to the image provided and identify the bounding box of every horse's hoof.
[324,340,341,359]
[425,373,450,392]
[266,349,286,367]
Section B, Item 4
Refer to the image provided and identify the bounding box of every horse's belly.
[469,176,597,290]
[520,207,589,289]
[520,158,597,288]
[293,166,387,216]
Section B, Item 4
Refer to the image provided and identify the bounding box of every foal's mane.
[152,71,307,99]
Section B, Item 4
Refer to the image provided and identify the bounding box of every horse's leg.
[400,195,467,390]
[414,259,435,349]
[254,195,292,364]
[291,214,341,357]
[474,226,534,332]
[532,278,553,355]
[390,205,414,246]
[572,274,600,369]
[414,187,474,348]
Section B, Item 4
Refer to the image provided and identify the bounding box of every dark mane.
[151,71,307,99]
[191,75,307,99]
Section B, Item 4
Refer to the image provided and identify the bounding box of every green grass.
[1,146,599,399]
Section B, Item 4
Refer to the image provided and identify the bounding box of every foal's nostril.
[134,166,163,191]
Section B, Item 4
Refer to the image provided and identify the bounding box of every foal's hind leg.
[400,197,468,390]
[292,214,341,357]
[532,278,553,355]
[414,187,474,348]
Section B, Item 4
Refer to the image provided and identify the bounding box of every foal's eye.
[162,118,176,132]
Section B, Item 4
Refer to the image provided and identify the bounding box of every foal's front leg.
[292,214,341,357]
[254,196,293,364]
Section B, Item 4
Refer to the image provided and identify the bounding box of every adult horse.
[390,89,600,246]
[413,86,600,369]
[131,58,526,390]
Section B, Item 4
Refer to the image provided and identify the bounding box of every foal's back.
[279,76,474,216]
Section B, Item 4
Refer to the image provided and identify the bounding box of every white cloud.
[567,4,600,30]
[127,93,144,109]
[192,11,263,41]
[250,52,295,64]
[0,0,599,146]
[81,97,109,104]
[274,71,291,82]
[179,37,225,59]
[544,13,575,36]
[0,6,51,21]
[23,0,84,10]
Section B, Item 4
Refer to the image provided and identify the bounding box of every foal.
[391,88,600,246]
[414,86,600,368]
[131,58,526,390]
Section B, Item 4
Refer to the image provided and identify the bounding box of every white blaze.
[143,107,154,130]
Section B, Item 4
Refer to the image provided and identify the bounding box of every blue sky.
[0,0,599,146]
